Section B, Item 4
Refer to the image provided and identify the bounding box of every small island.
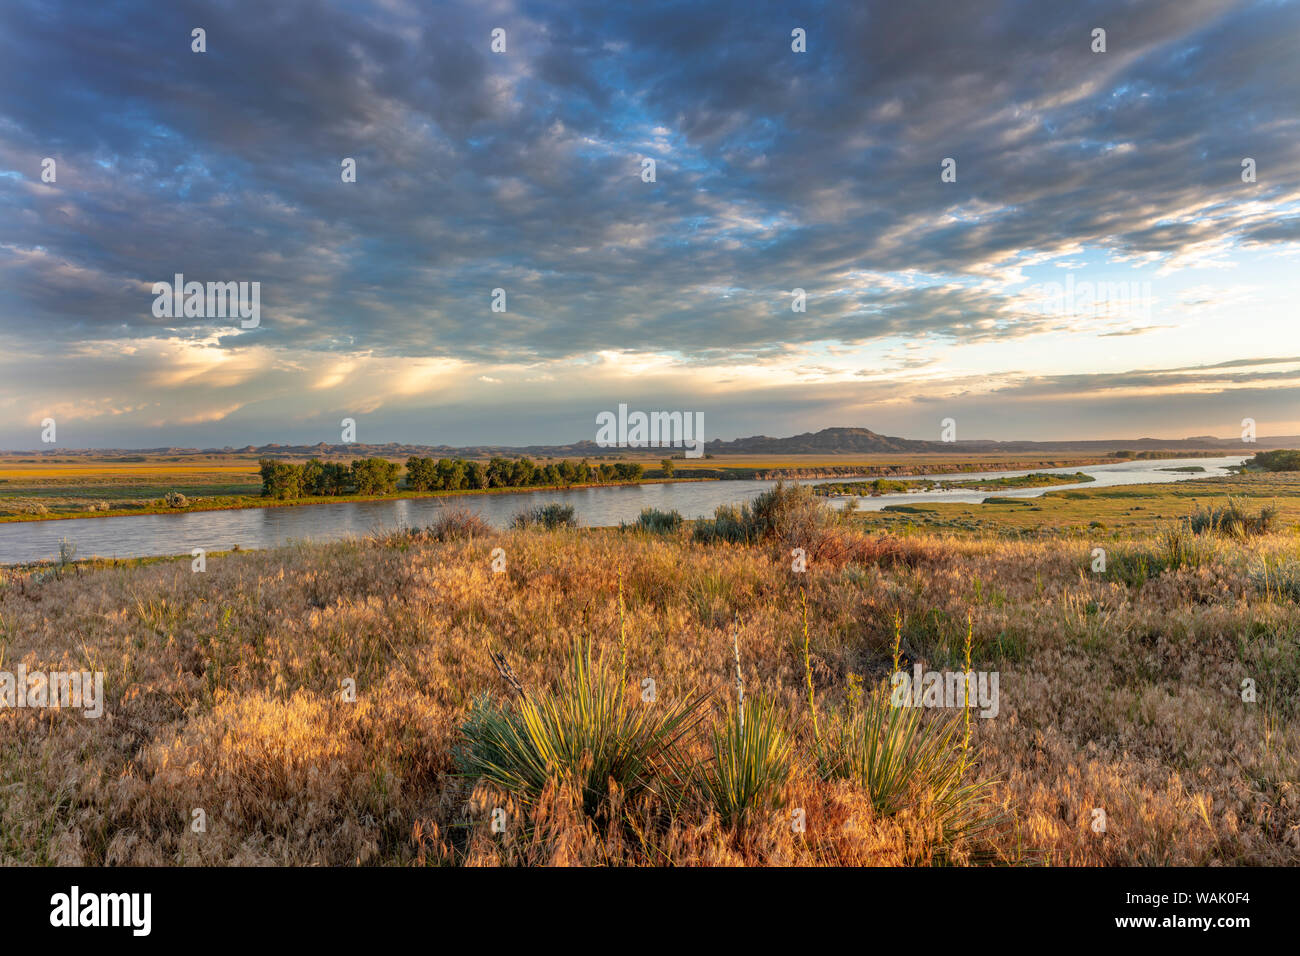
[814,471,1096,497]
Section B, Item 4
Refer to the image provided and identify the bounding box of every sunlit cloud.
[0,0,1297,446]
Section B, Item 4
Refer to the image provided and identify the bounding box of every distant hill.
[2,427,1294,459]
[701,427,934,455]
[702,427,1300,455]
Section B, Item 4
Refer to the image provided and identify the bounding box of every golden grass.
[0,465,258,479]
[0,522,1296,865]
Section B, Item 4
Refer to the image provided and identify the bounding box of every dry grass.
[0,517,1296,865]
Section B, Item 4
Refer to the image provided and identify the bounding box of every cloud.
[0,0,1297,445]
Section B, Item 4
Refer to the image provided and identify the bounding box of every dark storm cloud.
[0,0,1296,363]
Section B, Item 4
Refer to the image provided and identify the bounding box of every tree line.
[406,456,643,491]
[258,456,644,498]
[258,457,402,499]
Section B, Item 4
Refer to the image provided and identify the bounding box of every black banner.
[2,866,1279,943]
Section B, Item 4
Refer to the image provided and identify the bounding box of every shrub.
[749,480,831,542]
[692,483,933,568]
[1187,498,1277,538]
[692,503,756,544]
[697,696,793,826]
[624,507,682,534]
[510,503,577,530]
[427,507,492,541]
[694,482,831,546]
[163,491,188,508]
[454,641,708,819]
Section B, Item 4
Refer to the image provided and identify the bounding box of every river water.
[0,456,1246,564]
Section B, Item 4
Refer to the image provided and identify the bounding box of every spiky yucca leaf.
[699,695,793,826]
[456,641,708,818]
[821,683,997,845]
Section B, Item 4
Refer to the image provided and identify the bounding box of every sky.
[0,0,1298,450]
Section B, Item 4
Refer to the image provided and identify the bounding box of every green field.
[850,472,1300,537]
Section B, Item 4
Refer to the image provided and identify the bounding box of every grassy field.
[853,473,1300,537]
[0,477,1295,866]
[0,458,263,520]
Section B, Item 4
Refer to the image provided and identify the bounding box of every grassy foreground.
[1,480,1296,866]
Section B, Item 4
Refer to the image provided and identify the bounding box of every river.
[0,456,1246,564]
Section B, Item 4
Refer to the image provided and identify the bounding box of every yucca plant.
[699,695,793,827]
[455,640,708,819]
[820,682,996,846]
